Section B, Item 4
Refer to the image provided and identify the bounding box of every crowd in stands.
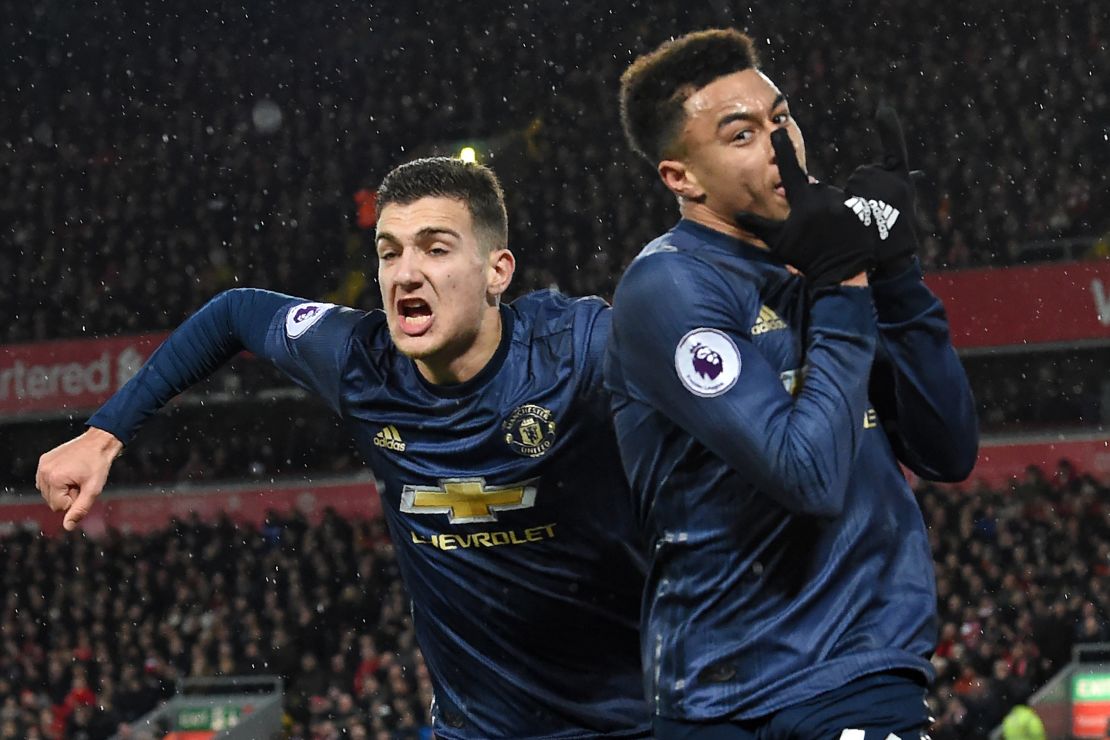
[924,461,1110,738]
[0,509,431,739]
[2,0,1106,346]
[3,2,1109,738]
[0,463,1107,738]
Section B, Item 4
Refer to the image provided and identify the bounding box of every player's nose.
[393,249,424,287]
[766,127,780,163]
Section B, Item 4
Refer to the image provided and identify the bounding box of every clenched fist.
[36,427,123,531]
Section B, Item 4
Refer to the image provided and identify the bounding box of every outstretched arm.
[35,288,358,530]
[86,288,290,445]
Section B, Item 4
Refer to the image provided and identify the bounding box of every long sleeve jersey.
[91,288,651,739]
[604,219,977,721]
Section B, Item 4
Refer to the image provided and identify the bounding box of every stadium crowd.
[4,2,1109,739]
[0,509,431,739]
[0,464,1107,738]
[924,461,1110,739]
[2,0,1106,346]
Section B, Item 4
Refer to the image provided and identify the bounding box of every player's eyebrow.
[415,226,461,241]
[716,93,788,131]
[375,226,461,246]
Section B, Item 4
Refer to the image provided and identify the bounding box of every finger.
[770,128,808,201]
[874,103,909,173]
[45,479,76,512]
[47,493,74,513]
[844,163,882,194]
[35,456,51,498]
[62,481,102,532]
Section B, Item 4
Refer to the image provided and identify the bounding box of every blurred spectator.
[0,510,431,739]
[2,2,1109,737]
[1,0,1106,346]
[2,466,1108,737]
[922,466,1110,738]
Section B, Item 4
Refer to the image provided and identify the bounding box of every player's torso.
[623,237,934,720]
[338,304,648,738]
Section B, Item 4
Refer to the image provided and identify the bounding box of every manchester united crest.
[502,404,557,457]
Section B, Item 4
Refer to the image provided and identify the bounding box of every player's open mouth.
[397,298,434,336]
[773,181,785,198]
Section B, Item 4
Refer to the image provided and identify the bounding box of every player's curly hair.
[620,29,760,164]
[377,157,508,252]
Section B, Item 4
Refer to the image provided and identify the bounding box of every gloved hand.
[735,128,876,288]
[844,103,923,279]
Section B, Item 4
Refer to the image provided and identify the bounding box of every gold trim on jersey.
[401,477,537,524]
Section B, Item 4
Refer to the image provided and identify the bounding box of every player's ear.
[659,159,704,202]
[487,248,515,299]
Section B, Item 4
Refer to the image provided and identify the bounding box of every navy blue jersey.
[90,288,650,739]
[604,219,977,722]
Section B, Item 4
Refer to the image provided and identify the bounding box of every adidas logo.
[373,425,406,452]
[843,196,899,240]
[751,305,787,336]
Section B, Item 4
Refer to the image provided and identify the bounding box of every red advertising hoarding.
[969,435,1110,487]
[924,260,1110,349]
[0,332,168,418]
[3,260,1106,419]
[0,477,381,537]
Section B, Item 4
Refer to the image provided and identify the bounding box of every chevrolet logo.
[400,478,538,524]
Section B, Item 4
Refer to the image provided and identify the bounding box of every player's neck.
[414,307,503,386]
[679,201,770,250]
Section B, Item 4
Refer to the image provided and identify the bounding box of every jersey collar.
[411,304,515,399]
[675,218,785,267]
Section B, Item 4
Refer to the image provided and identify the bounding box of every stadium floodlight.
[458,146,477,163]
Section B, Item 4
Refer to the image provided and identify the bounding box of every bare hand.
[36,427,124,531]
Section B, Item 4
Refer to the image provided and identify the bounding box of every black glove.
[735,129,876,289]
[844,103,923,278]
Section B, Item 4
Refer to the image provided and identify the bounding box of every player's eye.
[428,245,450,256]
[378,250,398,261]
[771,111,790,126]
[732,130,754,144]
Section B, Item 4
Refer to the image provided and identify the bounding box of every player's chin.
[766,193,791,219]
[390,331,439,360]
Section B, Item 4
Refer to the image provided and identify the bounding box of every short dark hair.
[377,157,509,251]
[620,29,760,163]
